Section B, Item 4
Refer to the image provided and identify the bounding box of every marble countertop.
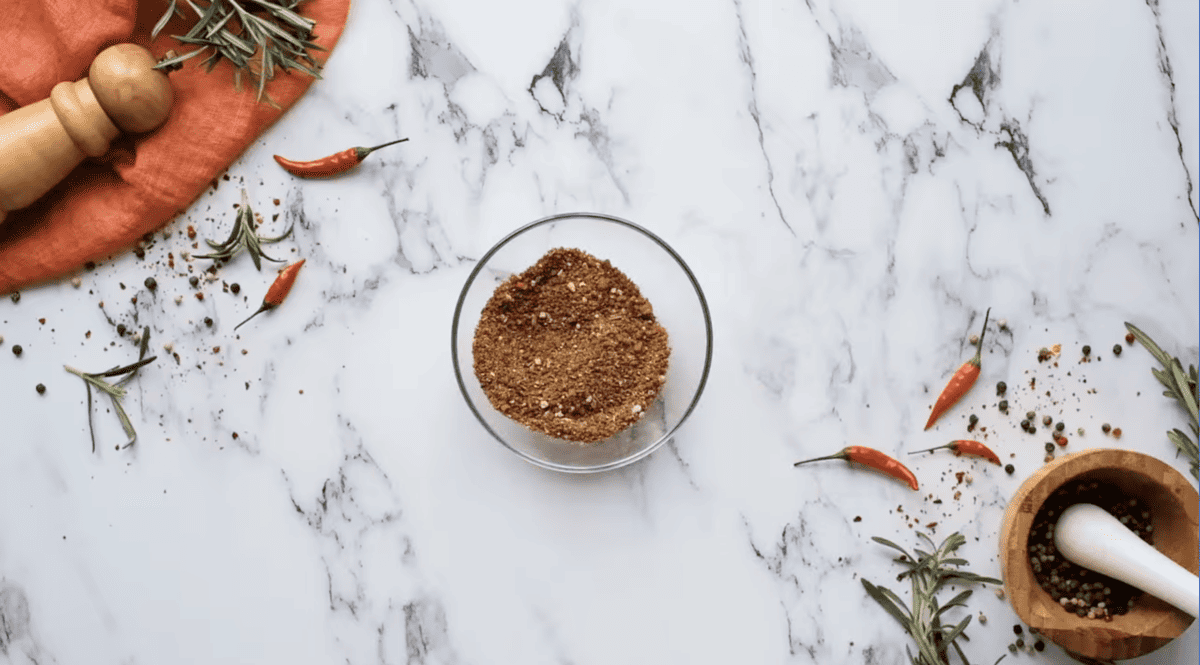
[1,0,1197,662]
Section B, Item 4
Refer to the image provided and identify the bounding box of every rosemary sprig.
[1124,322,1199,479]
[152,0,324,106]
[65,327,157,452]
[862,532,1001,665]
[193,189,292,270]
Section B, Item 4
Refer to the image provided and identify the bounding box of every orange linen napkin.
[0,0,351,295]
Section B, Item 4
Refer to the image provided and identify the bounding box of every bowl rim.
[450,211,714,474]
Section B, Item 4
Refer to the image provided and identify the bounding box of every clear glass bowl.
[451,212,713,473]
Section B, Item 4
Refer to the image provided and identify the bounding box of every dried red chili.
[909,439,1001,465]
[794,446,920,491]
[274,138,408,178]
[925,308,990,429]
[234,260,305,330]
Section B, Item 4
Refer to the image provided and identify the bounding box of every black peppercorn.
[1026,411,1036,421]
[1045,442,1056,453]
[1042,415,1052,426]
[134,247,145,259]
[1082,345,1091,355]
[85,261,96,271]
[1102,423,1111,433]
[1055,421,1065,432]
[189,276,200,288]
[10,292,19,303]
[231,283,240,295]
[1005,464,1014,474]
[1016,639,1025,648]
[1020,419,1030,431]
[969,414,978,425]
[997,381,1007,395]
[116,324,126,336]
[1112,344,1122,356]
[35,383,45,394]
[12,344,22,356]
[144,277,157,291]
[1034,640,1044,652]
[999,400,1008,412]
[1013,625,1023,635]
[204,317,213,327]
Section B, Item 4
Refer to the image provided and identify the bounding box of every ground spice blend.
[473,248,670,443]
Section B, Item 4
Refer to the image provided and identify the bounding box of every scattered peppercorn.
[1113,344,1122,356]
[999,400,1008,413]
[1082,344,1091,355]
[1042,415,1052,427]
[10,292,19,303]
[85,261,96,271]
[1013,625,1023,635]
[1057,436,1068,447]
[231,283,240,295]
[1020,419,1030,431]
[1055,421,1065,432]
[204,317,213,327]
[1112,427,1122,439]
[12,344,22,356]
[144,277,157,291]
[35,383,45,394]
[116,324,126,336]
[1102,423,1111,433]
[1026,411,1036,421]
[997,381,1007,395]
[1005,464,1015,474]
[1125,332,1135,345]
[190,275,200,287]
[1034,640,1045,652]
[1045,442,1056,453]
[1008,644,1018,654]
[134,247,145,259]
[1016,639,1025,648]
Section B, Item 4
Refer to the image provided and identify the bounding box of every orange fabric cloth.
[0,0,350,294]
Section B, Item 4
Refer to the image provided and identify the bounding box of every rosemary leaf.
[154,0,322,102]
[65,328,156,451]
[1125,321,1200,479]
[871,536,911,557]
[862,580,912,628]
[864,532,997,665]
[152,0,179,40]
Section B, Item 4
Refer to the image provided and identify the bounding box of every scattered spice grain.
[473,248,669,443]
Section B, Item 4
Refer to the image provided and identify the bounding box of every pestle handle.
[0,44,172,225]
[1055,503,1199,618]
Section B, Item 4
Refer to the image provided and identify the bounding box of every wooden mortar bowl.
[1000,448,1198,660]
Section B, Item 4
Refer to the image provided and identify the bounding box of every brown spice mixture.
[473,248,670,443]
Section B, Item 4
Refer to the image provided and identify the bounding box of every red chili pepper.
[924,308,990,430]
[273,138,408,178]
[909,439,1001,465]
[793,445,919,491]
[235,260,305,330]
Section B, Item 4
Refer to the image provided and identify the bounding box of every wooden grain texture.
[1000,449,1198,660]
[0,43,169,225]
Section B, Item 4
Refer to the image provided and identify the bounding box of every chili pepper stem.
[969,307,991,367]
[234,303,274,331]
[793,450,850,466]
[355,138,409,160]
[908,445,952,456]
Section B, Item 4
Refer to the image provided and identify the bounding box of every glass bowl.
[451,212,713,473]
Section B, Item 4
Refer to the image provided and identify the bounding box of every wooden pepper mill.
[0,44,172,225]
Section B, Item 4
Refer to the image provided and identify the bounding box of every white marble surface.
[1,0,1198,662]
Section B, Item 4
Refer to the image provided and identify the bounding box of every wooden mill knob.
[0,44,172,225]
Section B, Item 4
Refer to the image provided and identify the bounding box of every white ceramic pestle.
[1055,503,1199,618]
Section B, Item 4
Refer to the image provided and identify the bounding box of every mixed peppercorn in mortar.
[472,248,670,443]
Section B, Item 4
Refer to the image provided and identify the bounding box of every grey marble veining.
[0,0,1196,663]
